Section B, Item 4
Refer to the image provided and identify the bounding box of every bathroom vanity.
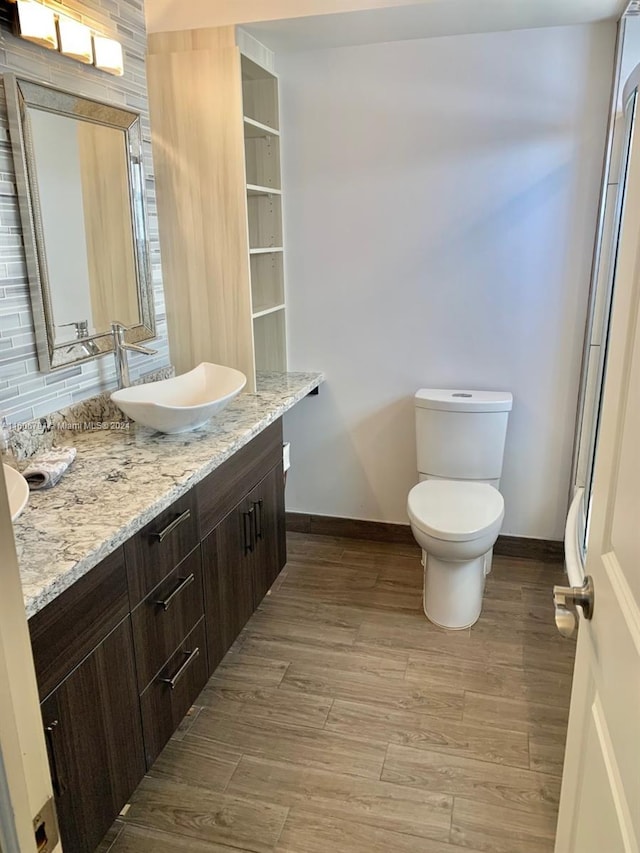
[14,372,321,853]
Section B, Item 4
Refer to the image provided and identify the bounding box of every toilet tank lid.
[415,389,513,413]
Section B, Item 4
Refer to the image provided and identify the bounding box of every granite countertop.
[14,371,323,618]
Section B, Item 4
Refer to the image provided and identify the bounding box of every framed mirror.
[4,74,155,371]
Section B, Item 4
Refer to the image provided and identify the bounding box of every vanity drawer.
[139,618,208,768]
[29,547,128,701]
[131,546,204,691]
[125,490,199,607]
[198,418,283,537]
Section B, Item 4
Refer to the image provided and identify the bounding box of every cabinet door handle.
[253,499,263,540]
[44,720,65,797]
[151,508,191,543]
[155,573,195,611]
[160,647,200,689]
[243,506,255,554]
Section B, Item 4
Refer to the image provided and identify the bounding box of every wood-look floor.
[100,533,576,853]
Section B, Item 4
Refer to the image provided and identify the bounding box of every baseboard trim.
[286,512,564,563]
[287,512,415,544]
[493,534,564,563]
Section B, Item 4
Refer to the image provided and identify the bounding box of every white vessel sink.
[111,363,247,434]
[4,463,28,521]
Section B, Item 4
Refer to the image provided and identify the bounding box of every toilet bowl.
[407,479,504,629]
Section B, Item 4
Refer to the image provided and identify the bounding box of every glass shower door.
[574,71,639,564]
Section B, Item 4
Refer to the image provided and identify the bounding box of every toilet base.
[422,551,485,630]
[484,547,494,577]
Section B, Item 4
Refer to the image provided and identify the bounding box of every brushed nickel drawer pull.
[160,647,200,689]
[253,499,263,540]
[44,720,65,796]
[152,508,191,543]
[244,506,255,554]
[155,573,196,611]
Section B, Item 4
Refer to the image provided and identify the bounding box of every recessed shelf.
[242,55,279,131]
[245,133,280,188]
[252,303,285,320]
[249,246,283,255]
[248,193,282,250]
[244,116,279,138]
[251,251,283,314]
[253,307,286,372]
[247,184,281,196]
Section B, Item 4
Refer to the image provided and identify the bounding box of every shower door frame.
[569,15,627,561]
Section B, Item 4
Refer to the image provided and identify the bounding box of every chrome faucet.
[111,321,156,389]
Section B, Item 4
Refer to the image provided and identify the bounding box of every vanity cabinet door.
[201,500,255,671]
[29,546,128,701]
[251,462,286,608]
[201,462,287,671]
[40,617,145,853]
[197,419,283,538]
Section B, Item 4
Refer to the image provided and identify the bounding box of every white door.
[554,71,640,853]
[0,463,59,852]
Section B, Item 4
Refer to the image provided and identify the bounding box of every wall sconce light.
[15,0,57,49]
[57,16,92,64]
[92,36,123,76]
[10,0,124,76]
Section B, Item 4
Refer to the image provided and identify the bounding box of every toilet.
[407,388,513,629]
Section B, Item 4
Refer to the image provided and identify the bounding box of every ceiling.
[145,0,626,50]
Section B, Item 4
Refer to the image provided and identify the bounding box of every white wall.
[281,22,616,540]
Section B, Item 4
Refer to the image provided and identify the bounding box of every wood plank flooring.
[100,533,576,853]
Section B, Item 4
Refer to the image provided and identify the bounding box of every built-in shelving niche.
[254,307,286,372]
[242,52,286,374]
[241,55,279,130]
[251,251,284,316]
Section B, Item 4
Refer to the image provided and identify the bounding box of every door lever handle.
[553,575,594,638]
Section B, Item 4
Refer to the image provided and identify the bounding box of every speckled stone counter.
[14,371,323,618]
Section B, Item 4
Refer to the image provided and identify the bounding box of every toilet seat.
[407,480,504,542]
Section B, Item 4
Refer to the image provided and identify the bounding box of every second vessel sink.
[111,363,247,434]
[4,463,29,521]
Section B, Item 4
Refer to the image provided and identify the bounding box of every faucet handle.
[123,342,157,356]
[111,322,155,353]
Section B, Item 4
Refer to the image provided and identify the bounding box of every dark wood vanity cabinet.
[130,546,204,691]
[40,618,145,853]
[202,502,255,670]
[130,542,208,769]
[198,420,286,670]
[28,418,287,853]
[139,618,209,766]
[250,463,286,608]
[30,549,145,853]
[201,460,286,669]
[124,490,199,607]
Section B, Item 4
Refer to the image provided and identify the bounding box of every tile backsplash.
[0,0,170,424]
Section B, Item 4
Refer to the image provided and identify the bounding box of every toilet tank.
[415,389,513,483]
